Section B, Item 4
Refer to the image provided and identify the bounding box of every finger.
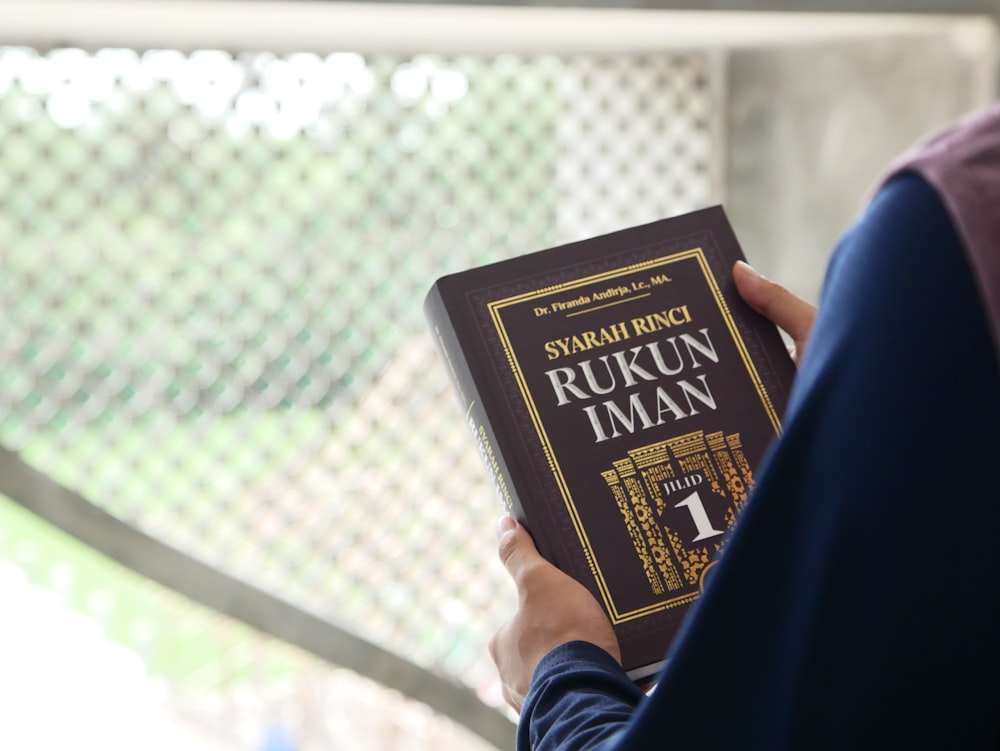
[733,261,816,345]
[495,515,517,542]
[495,518,544,583]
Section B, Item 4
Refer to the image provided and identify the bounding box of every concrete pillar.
[720,22,998,302]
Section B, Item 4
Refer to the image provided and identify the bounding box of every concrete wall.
[720,22,998,302]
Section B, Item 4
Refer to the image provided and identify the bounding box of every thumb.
[496,517,543,583]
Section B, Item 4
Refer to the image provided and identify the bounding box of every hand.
[733,261,816,365]
[489,517,621,712]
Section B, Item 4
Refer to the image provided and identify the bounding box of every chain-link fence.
[0,43,714,749]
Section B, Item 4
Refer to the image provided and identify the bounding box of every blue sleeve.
[517,172,1000,751]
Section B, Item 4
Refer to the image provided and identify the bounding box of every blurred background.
[0,1,996,749]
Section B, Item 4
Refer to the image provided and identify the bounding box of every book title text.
[543,309,721,443]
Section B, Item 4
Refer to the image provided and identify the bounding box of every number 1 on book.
[675,491,725,542]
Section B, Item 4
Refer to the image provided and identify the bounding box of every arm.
[493,173,1000,750]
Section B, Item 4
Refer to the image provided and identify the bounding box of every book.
[424,206,796,683]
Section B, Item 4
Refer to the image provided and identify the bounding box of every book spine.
[424,284,524,524]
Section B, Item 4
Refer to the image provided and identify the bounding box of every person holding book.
[489,103,1000,749]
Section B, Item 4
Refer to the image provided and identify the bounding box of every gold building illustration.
[600,429,753,598]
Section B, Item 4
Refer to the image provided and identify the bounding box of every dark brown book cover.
[424,206,796,683]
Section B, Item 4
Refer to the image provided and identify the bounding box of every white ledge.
[0,1,995,55]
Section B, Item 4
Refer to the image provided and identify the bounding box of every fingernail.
[496,516,516,540]
[735,260,760,278]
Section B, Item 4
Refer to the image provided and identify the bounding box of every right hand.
[733,261,816,365]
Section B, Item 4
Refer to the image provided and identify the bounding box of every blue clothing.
[519,173,1000,750]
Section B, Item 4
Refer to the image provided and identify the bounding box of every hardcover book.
[424,206,796,683]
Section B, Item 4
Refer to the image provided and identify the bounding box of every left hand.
[488,517,621,712]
